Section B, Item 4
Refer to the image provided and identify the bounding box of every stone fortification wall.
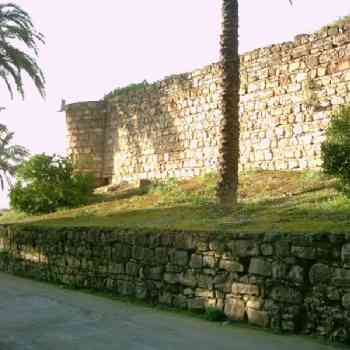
[65,101,109,185]
[1,225,350,343]
[66,20,350,184]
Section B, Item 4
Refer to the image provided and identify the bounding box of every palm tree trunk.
[217,0,240,208]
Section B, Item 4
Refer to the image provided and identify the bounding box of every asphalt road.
[0,272,339,350]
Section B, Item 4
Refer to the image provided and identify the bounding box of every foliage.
[150,173,216,207]
[0,123,28,189]
[204,307,226,322]
[0,3,45,98]
[324,15,350,30]
[321,106,350,189]
[104,80,149,99]
[9,154,95,214]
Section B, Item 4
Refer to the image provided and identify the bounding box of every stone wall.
[66,20,350,184]
[1,225,350,343]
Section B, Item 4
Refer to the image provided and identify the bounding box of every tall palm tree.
[217,0,293,208]
[0,3,45,98]
[217,0,240,208]
[0,123,28,189]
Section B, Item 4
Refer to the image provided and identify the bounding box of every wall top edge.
[67,18,350,106]
[65,101,106,112]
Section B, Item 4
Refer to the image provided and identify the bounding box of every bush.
[9,154,95,214]
[204,307,226,322]
[321,106,350,188]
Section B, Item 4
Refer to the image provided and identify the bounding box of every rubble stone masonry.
[1,225,350,342]
[66,21,350,185]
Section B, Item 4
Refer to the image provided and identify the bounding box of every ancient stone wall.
[66,20,350,184]
[1,225,350,343]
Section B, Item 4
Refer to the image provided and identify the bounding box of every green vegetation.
[204,307,226,322]
[321,106,350,191]
[0,3,45,98]
[326,15,350,29]
[2,170,350,234]
[104,80,149,99]
[0,124,28,189]
[9,154,95,214]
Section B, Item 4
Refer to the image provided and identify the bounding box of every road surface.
[0,272,338,350]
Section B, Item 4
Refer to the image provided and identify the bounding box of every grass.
[1,170,350,234]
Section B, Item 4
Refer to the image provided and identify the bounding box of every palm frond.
[0,3,45,98]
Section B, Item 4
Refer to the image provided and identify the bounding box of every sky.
[0,0,349,208]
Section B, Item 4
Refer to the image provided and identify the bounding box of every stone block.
[164,273,179,285]
[342,293,350,310]
[232,283,259,296]
[270,286,303,304]
[288,265,304,284]
[291,246,316,259]
[260,244,273,256]
[224,298,246,321]
[309,263,331,285]
[179,271,197,288]
[126,262,138,276]
[188,298,205,311]
[190,254,203,269]
[272,262,288,280]
[249,258,272,277]
[229,240,259,257]
[341,243,350,265]
[174,250,189,266]
[219,259,244,273]
[333,268,350,287]
[247,308,269,328]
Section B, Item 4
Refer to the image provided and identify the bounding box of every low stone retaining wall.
[0,225,349,343]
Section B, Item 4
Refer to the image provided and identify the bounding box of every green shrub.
[9,154,95,214]
[204,307,226,322]
[321,106,350,188]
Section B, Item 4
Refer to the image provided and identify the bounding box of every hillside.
[1,170,349,234]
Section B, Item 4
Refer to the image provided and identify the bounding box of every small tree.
[321,106,350,188]
[10,154,95,214]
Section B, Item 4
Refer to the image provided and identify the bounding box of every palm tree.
[217,0,293,208]
[0,3,45,98]
[0,123,28,189]
[216,0,240,208]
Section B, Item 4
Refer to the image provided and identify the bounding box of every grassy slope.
[1,170,350,234]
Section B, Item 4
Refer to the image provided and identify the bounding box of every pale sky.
[0,0,349,208]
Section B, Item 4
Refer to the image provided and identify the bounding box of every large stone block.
[309,263,331,285]
[190,254,203,269]
[249,258,272,277]
[247,308,269,328]
[174,250,189,267]
[219,259,244,273]
[224,298,246,321]
[179,270,197,288]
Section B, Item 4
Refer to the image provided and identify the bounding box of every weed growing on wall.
[104,80,149,99]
